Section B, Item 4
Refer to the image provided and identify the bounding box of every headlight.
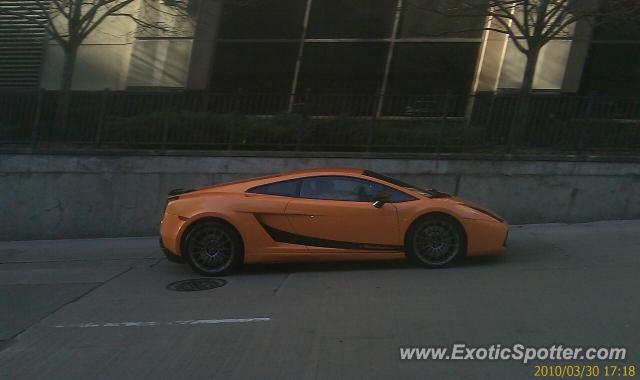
[463,204,504,222]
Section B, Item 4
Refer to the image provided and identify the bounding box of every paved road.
[1,221,639,379]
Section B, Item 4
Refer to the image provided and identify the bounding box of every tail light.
[162,189,194,218]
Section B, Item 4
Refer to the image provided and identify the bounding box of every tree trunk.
[55,43,79,138]
[508,46,541,146]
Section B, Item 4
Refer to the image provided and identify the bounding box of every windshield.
[362,170,451,198]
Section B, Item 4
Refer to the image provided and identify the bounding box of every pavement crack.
[0,266,134,353]
[272,273,291,295]
[0,339,12,352]
[149,258,163,268]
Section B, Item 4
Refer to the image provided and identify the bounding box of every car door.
[243,178,310,253]
[285,176,403,252]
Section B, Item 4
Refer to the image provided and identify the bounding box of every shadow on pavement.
[231,253,506,276]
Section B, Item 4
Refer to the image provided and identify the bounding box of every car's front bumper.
[462,218,509,256]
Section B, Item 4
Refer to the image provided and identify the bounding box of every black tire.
[182,220,243,276]
[405,214,466,268]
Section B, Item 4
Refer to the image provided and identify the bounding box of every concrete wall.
[1,152,639,241]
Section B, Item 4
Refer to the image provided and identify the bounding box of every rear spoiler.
[168,188,196,196]
[163,189,194,215]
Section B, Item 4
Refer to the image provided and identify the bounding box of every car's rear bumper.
[160,212,188,261]
[159,237,185,263]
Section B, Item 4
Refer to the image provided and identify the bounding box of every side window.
[247,179,301,197]
[300,176,415,202]
[385,188,416,203]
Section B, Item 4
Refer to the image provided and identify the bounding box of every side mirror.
[372,192,390,208]
[372,200,385,208]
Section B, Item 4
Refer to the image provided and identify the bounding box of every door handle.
[287,209,312,215]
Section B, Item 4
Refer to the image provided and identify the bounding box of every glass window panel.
[497,39,571,91]
[210,43,298,92]
[399,0,487,38]
[127,40,191,88]
[297,43,388,93]
[248,179,301,197]
[580,44,640,96]
[218,0,306,39]
[592,1,640,41]
[306,0,397,38]
[386,42,480,94]
[135,0,199,38]
[593,23,640,41]
[300,176,396,201]
[385,188,415,202]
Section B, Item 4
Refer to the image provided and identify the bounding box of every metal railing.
[1,89,639,154]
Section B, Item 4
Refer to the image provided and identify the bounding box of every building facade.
[1,0,639,97]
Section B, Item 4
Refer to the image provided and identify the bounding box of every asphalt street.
[1,220,639,379]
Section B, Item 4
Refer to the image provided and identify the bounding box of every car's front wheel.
[183,220,243,276]
[406,214,466,268]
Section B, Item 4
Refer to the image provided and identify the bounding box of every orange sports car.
[159,168,508,275]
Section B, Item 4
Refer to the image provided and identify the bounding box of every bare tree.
[0,0,194,133]
[412,0,640,145]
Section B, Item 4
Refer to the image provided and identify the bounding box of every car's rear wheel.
[406,215,465,268]
[183,221,243,276]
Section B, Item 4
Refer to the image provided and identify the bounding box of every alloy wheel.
[412,220,461,266]
[187,225,235,273]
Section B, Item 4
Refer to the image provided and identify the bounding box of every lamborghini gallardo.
[159,168,508,275]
